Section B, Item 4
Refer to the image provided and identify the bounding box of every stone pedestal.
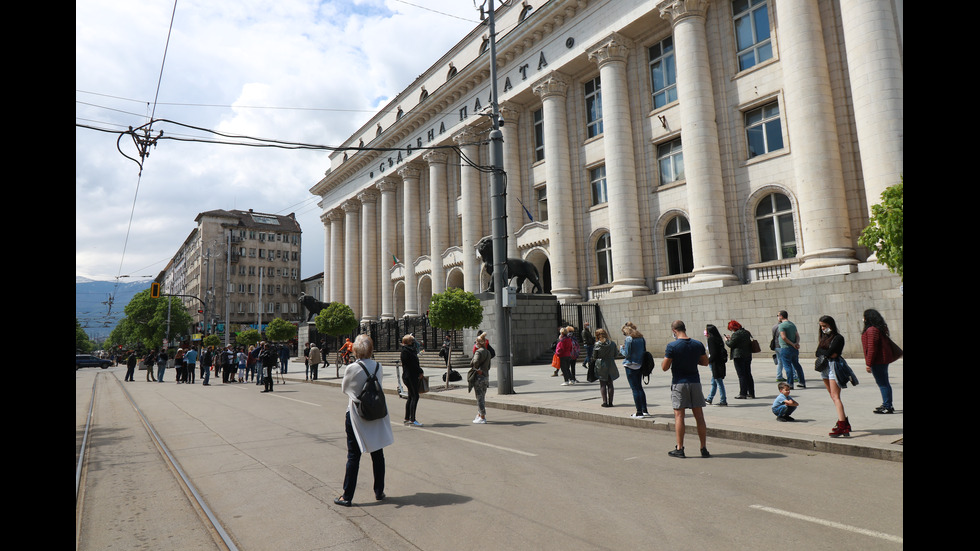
[479,293,559,366]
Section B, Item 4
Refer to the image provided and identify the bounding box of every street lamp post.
[478,0,515,394]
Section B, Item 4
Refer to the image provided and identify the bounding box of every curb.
[304,377,902,463]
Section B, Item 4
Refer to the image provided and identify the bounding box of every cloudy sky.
[76,0,483,283]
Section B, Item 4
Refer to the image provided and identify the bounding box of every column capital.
[657,0,710,25]
[422,149,449,165]
[587,32,633,67]
[376,176,399,193]
[356,187,379,203]
[341,198,361,213]
[499,101,521,125]
[327,208,345,222]
[452,127,480,147]
[532,71,569,100]
[396,163,422,181]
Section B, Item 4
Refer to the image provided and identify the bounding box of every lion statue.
[475,236,543,294]
[299,293,330,321]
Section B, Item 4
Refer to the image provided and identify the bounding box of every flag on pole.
[392,254,400,266]
[517,197,534,222]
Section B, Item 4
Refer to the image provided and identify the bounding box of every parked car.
[76,354,111,370]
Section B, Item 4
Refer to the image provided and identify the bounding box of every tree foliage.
[859,179,903,281]
[76,318,93,353]
[236,328,261,348]
[428,288,483,332]
[315,302,358,337]
[265,317,297,342]
[105,290,194,350]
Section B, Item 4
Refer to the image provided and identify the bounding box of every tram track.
[75,372,237,551]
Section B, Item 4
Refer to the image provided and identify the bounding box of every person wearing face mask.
[815,315,849,436]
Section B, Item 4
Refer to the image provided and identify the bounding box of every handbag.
[883,336,903,363]
[815,355,828,372]
[586,360,597,382]
[551,353,561,369]
[750,339,762,353]
[419,375,429,394]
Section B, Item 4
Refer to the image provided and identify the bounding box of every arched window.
[755,192,796,261]
[665,215,693,275]
[595,232,613,285]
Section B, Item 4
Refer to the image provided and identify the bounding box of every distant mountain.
[76,278,153,341]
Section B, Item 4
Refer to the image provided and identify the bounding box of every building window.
[745,101,783,158]
[657,138,684,184]
[533,108,545,162]
[665,215,694,275]
[585,76,603,138]
[536,186,548,222]
[589,165,607,206]
[733,0,773,71]
[756,192,797,261]
[649,37,677,109]
[595,232,614,285]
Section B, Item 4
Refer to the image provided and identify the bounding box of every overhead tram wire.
[109,0,178,317]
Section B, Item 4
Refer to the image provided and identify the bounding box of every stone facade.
[309,0,903,350]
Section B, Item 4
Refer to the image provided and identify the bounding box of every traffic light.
[150,282,161,298]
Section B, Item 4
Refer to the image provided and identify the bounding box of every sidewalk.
[284,357,903,462]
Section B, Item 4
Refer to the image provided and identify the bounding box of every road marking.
[750,505,902,544]
[410,427,538,457]
[230,384,322,407]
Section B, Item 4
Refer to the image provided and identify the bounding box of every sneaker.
[706,398,713,405]
[717,401,728,406]
[776,415,790,422]
[668,447,685,458]
[776,378,786,382]
[473,416,486,424]
[629,413,645,419]
[411,421,423,427]
[404,420,412,426]
[560,381,570,386]
[873,405,894,414]
[700,447,710,458]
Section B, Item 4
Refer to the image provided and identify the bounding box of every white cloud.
[76,0,479,281]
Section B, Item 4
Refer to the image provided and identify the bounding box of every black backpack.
[356,361,388,421]
[640,351,656,377]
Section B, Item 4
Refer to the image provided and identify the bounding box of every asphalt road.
[77,366,903,550]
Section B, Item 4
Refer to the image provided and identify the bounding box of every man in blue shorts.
[662,320,710,458]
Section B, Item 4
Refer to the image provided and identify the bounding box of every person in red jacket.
[861,309,897,414]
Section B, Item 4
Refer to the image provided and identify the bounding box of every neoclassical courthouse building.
[310,0,903,354]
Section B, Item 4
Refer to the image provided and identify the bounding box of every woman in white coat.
[335,334,394,507]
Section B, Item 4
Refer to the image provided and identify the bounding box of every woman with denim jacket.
[620,322,649,418]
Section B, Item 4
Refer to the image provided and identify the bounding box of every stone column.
[327,209,344,304]
[499,102,523,263]
[377,177,398,320]
[341,197,361,319]
[320,211,331,302]
[658,0,737,286]
[839,0,903,223]
[588,32,649,295]
[357,188,379,323]
[453,129,485,294]
[398,164,422,316]
[775,0,857,272]
[533,71,580,300]
[424,150,450,296]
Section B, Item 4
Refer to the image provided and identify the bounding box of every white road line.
[750,505,902,544]
[409,427,538,457]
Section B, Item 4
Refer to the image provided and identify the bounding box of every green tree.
[428,288,483,388]
[236,328,261,349]
[859,179,903,281]
[266,317,298,343]
[105,290,194,350]
[76,318,93,353]
[202,334,221,349]
[315,302,358,337]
